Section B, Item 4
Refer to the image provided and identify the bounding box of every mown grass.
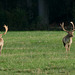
[0,31,75,75]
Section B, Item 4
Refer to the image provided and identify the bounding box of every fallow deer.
[0,25,8,55]
[60,22,74,54]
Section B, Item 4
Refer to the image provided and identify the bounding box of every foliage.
[72,1,75,23]
[0,0,74,30]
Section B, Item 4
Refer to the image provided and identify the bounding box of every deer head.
[60,21,74,37]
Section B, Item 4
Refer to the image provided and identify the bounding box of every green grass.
[0,31,75,75]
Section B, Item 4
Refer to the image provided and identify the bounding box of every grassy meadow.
[0,31,75,75]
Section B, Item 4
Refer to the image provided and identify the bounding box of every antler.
[60,22,68,33]
[3,24,8,35]
[70,21,74,31]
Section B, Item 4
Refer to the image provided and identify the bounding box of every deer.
[60,21,74,55]
[0,25,8,55]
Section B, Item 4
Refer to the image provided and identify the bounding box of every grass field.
[0,31,75,75]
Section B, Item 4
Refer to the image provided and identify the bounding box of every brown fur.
[60,22,74,54]
[0,25,8,55]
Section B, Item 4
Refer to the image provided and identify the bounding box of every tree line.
[0,0,75,31]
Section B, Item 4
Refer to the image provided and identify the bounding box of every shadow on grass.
[0,67,71,75]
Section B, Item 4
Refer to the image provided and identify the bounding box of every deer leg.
[65,45,68,56]
[68,44,71,51]
[65,45,68,52]
[0,45,3,55]
[0,46,1,55]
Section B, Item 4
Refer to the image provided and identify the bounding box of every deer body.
[63,33,73,46]
[0,38,4,45]
[63,34,73,51]
[0,25,8,55]
[60,22,74,53]
[0,38,4,54]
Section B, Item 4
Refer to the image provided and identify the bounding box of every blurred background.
[0,0,75,31]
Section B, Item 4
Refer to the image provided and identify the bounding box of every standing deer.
[60,22,74,54]
[0,25,8,55]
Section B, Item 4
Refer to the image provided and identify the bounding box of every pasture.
[0,31,75,75]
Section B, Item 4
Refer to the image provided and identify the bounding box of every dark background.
[0,0,75,31]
